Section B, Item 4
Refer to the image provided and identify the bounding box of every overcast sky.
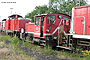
[0,0,90,21]
[0,0,49,20]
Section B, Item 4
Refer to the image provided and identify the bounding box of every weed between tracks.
[0,35,89,60]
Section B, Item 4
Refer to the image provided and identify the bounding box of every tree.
[49,0,88,15]
[25,5,48,22]
[25,0,88,22]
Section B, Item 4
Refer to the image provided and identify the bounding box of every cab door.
[74,7,87,35]
[46,15,56,35]
[40,17,44,37]
[34,17,41,37]
[75,17,85,34]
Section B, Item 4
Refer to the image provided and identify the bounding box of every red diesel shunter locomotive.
[70,5,90,50]
[4,14,32,36]
[21,13,71,48]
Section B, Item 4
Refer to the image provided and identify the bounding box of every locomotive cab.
[5,14,23,31]
[34,13,71,39]
[33,13,71,47]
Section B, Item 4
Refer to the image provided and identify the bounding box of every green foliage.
[0,45,4,48]
[25,0,88,22]
[83,55,90,60]
[25,5,48,22]
[0,35,11,42]
[0,35,90,60]
[22,41,34,48]
[49,0,88,15]
[11,35,20,45]
[41,46,58,55]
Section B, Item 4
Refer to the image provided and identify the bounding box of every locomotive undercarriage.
[72,38,90,50]
[1,30,90,51]
[26,34,90,50]
[2,29,89,51]
[20,32,73,50]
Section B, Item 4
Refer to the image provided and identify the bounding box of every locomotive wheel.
[72,39,77,51]
[26,34,34,43]
[46,36,50,48]
[11,33,14,37]
[45,36,54,48]
[23,33,26,42]
[29,35,33,41]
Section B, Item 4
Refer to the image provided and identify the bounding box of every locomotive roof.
[2,19,6,21]
[34,14,47,17]
[18,18,32,21]
[75,5,90,9]
[47,13,70,17]
[34,13,71,17]
[9,14,23,17]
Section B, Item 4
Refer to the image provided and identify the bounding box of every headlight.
[21,28,24,33]
[46,29,49,32]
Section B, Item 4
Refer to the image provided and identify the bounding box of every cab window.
[41,17,44,26]
[35,17,40,25]
[10,16,15,20]
[47,15,56,24]
[63,16,70,20]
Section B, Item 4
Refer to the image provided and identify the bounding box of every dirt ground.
[0,41,81,60]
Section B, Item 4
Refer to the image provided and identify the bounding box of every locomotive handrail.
[74,16,85,35]
[57,19,71,46]
[58,19,63,46]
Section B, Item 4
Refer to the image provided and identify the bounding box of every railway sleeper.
[78,40,90,46]
[73,39,90,50]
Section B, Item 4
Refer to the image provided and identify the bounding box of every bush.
[11,35,20,45]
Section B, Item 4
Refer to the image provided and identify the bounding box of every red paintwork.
[5,14,31,32]
[18,20,30,31]
[5,20,10,30]
[5,15,22,31]
[64,20,71,33]
[73,5,90,35]
[26,13,71,38]
[0,22,1,30]
[25,22,34,33]
[45,13,71,37]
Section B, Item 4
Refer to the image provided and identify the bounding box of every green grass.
[22,41,36,49]
[0,45,4,48]
[2,56,6,60]
[0,35,11,42]
[0,35,90,60]
[83,55,90,60]
[40,46,58,55]
[0,35,32,60]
